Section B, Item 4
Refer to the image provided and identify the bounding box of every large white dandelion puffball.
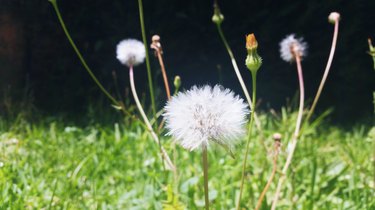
[116,39,145,67]
[279,34,308,62]
[163,85,249,151]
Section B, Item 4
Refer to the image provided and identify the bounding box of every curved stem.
[49,0,117,106]
[255,141,280,210]
[137,0,157,117]
[129,66,175,171]
[202,146,210,210]
[215,24,264,138]
[305,20,339,122]
[49,0,142,123]
[271,55,304,210]
[236,71,257,210]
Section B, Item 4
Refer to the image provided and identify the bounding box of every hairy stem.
[271,55,305,210]
[237,71,257,210]
[129,66,175,171]
[305,20,339,122]
[202,146,210,210]
[137,0,157,117]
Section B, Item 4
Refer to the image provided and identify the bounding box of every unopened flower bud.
[212,3,224,25]
[245,34,262,72]
[272,133,282,142]
[174,75,181,90]
[328,12,340,24]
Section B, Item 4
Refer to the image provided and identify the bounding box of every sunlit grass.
[0,110,374,209]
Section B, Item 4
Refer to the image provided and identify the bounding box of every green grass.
[0,109,374,209]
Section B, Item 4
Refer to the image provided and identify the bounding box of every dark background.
[0,0,374,124]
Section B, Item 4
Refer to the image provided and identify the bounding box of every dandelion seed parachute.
[279,34,308,62]
[163,85,249,151]
[116,39,145,67]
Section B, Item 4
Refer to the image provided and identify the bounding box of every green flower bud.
[174,75,181,90]
[212,3,224,25]
[245,34,262,72]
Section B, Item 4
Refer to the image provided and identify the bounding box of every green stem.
[202,146,210,210]
[215,23,265,143]
[49,0,118,106]
[49,0,145,126]
[137,0,157,117]
[236,71,257,210]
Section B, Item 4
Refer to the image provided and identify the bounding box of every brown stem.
[151,35,171,100]
[255,137,281,210]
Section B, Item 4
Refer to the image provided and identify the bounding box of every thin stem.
[236,71,257,210]
[129,66,175,171]
[215,23,265,141]
[271,55,305,210]
[49,0,141,123]
[155,49,171,100]
[305,20,339,122]
[137,0,157,117]
[202,146,210,210]
[49,0,117,106]
[255,140,280,210]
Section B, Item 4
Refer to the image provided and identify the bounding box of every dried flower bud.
[246,34,258,51]
[272,133,282,142]
[245,34,262,73]
[328,12,340,24]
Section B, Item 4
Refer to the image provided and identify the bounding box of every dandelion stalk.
[255,133,281,210]
[163,85,248,210]
[305,12,340,122]
[237,73,256,209]
[129,65,175,171]
[49,0,139,121]
[237,34,262,209]
[271,53,305,210]
[137,0,157,117]
[202,146,210,210]
[212,1,264,138]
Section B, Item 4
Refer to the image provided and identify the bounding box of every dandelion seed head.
[163,85,249,151]
[279,34,308,62]
[116,39,145,67]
